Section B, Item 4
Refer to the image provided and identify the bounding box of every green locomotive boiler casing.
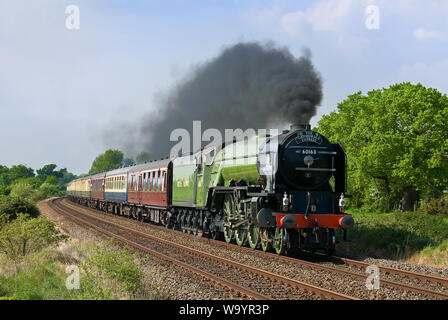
[172,134,268,208]
[68,124,352,255]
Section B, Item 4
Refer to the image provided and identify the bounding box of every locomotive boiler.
[67,124,353,255]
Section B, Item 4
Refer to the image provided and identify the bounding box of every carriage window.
[160,170,166,192]
[152,171,157,191]
[146,173,149,191]
[157,170,161,191]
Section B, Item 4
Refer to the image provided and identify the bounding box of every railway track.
[57,198,448,300]
[49,198,357,300]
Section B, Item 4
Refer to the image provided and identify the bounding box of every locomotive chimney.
[290,124,311,132]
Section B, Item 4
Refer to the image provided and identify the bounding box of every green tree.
[9,177,42,190]
[316,83,448,211]
[9,184,36,200]
[0,195,39,221]
[7,165,34,182]
[135,152,150,164]
[89,150,124,174]
[58,169,76,185]
[44,176,58,185]
[0,166,10,195]
[36,164,58,181]
[36,183,62,200]
[122,158,136,167]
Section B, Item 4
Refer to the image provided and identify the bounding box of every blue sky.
[0,0,447,174]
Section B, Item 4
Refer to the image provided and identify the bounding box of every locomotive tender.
[67,124,353,255]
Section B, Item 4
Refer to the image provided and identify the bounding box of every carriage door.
[138,174,143,204]
[194,154,203,205]
[202,147,216,204]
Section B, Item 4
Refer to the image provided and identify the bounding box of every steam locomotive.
[67,124,353,255]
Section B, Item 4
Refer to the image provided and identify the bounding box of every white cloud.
[243,1,285,27]
[413,28,443,41]
[397,59,448,94]
[277,0,372,52]
[305,0,355,32]
[280,11,306,37]
[279,0,358,36]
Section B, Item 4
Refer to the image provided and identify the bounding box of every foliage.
[0,166,9,195]
[136,152,150,164]
[122,158,136,167]
[7,165,35,182]
[8,183,37,200]
[9,177,43,190]
[421,192,448,215]
[416,240,448,266]
[44,176,58,185]
[0,242,160,300]
[0,195,39,221]
[0,259,72,300]
[0,164,75,198]
[0,214,68,265]
[317,83,448,211]
[79,241,145,299]
[337,209,448,259]
[89,150,124,175]
[36,164,76,187]
[36,183,63,200]
[36,164,59,181]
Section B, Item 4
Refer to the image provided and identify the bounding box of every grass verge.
[0,239,165,300]
[336,210,448,266]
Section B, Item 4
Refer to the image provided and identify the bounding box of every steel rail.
[51,198,357,300]
[61,198,448,299]
[49,199,270,300]
[334,256,448,288]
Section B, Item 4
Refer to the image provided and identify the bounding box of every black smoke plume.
[121,42,322,159]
